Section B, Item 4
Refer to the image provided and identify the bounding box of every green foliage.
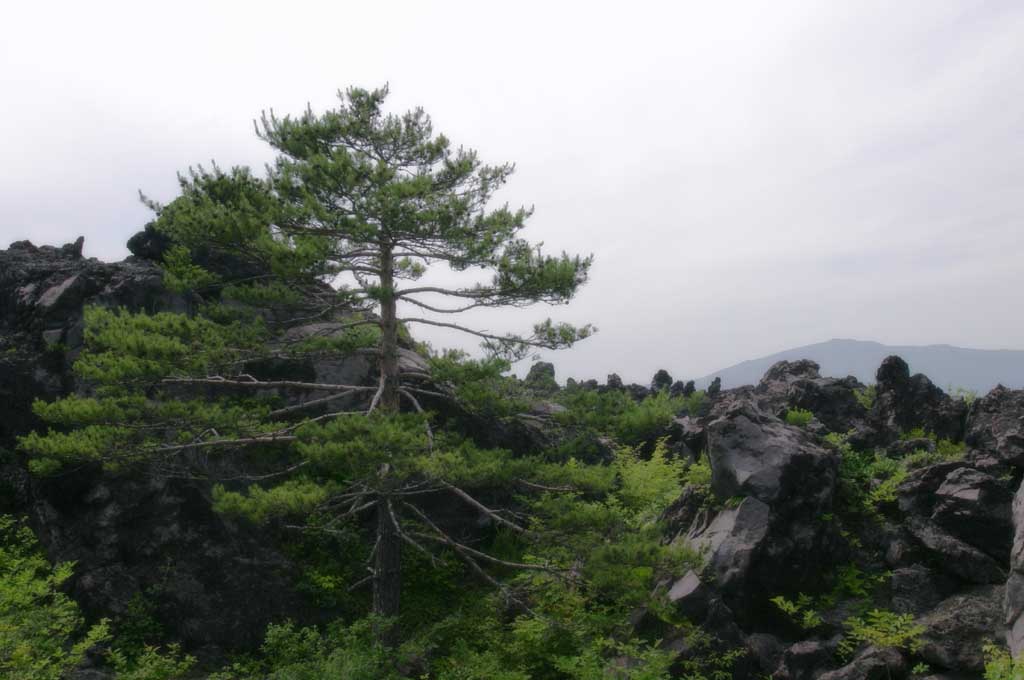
[428,350,530,419]
[209,617,420,680]
[213,480,332,524]
[555,388,694,446]
[615,392,687,445]
[854,384,876,410]
[983,643,1024,680]
[161,244,220,293]
[949,386,979,405]
[838,609,924,658]
[903,438,966,470]
[112,592,165,658]
[901,427,928,441]
[0,515,111,679]
[108,644,196,680]
[784,408,814,427]
[770,594,823,630]
[829,432,906,518]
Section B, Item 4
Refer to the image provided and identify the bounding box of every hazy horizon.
[4,1,1024,383]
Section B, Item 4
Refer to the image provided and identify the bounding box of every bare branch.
[269,389,369,417]
[441,482,529,534]
[163,377,377,393]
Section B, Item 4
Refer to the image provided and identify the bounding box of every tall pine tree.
[21,86,594,637]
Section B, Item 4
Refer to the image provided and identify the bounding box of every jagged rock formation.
[5,236,1024,677]
[647,358,1024,677]
[0,238,324,653]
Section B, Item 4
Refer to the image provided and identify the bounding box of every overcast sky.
[2,1,1023,383]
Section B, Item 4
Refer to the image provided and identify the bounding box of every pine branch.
[441,482,529,535]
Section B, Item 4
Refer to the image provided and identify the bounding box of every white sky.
[2,1,1023,383]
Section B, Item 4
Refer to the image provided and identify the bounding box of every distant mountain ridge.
[698,339,1024,393]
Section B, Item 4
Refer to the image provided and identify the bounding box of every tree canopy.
[21,86,597,636]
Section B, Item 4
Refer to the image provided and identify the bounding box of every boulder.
[772,639,837,680]
[674,395,840,615]
[869,355,967,444]
[745,633,784,676]
[966,385,1024,469]
[706,396,837,506]
[666,570,713,620]
[817,645,906,680]
[684,496,771,598]
[754,360,869,435]
[917,586,1003,672]
[889,565,949,616]
[898,464,1014,563]
[1006,479,1024,656]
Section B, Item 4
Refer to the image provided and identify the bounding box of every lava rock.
[869,355,968,444]
[817,645,906,680]
[917,586,1003,672]
[966,385,1024,469]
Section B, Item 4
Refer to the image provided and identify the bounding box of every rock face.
[0,240,185,446]
[917,586,1003,672]
[897,464,1014,581]
[0,238,320,651]
[654,357,1024,678]
[1007,480,1024,655]
[966,386,1024,468]
[674,393,839,620]
[754,360,868,435]
[869,355,968,444]
[9,237,1024,674]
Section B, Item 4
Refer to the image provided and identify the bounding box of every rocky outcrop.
[869,355,968,444]
[0,239,185,447]
[0,238,322,651]
[656,360,1024,677]
[671,394,839,621]
[917,586,1003,673]
[898,463,1014,576]
[1006,479,1024,655]
[966,386,1024,469]
[817,646,906,680]
[754,360,868,435]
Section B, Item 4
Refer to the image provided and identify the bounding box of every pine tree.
[20,86,594,640]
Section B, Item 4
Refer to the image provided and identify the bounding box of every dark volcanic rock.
[31,468,315,652]
[898,464,1014,564]
[753,359,868,434]
[678,395,839,616]
[1006,478,1024,655]
[869,355,968,444]
[817,645,906,680]
[0,238,325,652]
[773,639,838,680]
[707,396,837,506]
[917,586,1003,672]
[0,239,185,446]
[966,385,1024,469]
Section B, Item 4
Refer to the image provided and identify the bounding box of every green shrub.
[854,385,876,410]
[784,408,814,427]
[0,515,111,680]
[838,609,924,658]
[982,643,1024,680]
[770,594,822,630]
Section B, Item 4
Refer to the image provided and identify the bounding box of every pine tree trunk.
[373,247,402,645]
[378,247,401,412]
[373,498,401,645]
